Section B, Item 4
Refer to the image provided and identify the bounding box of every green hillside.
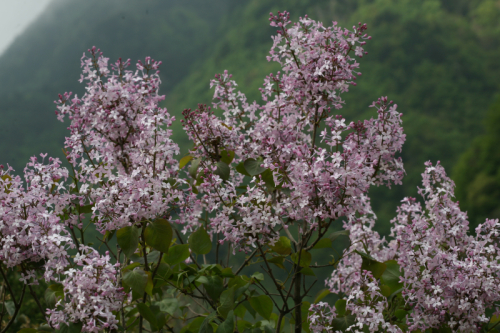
[0,0,499,233]
[453,95,500,231]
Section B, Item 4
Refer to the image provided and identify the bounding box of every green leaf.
[220,150,235,164]
[188,227,212,255]
[244,157,266,176]
[180,155,194,169]
[270,236,291,255]
[45,283,64,309]
[220,267,235,278]
[189,157,201,178]
[395,309,408,321]
[130,250,160,265]
[313,289,330,304]
[380,284,392,297]
[267,256,285,269]
[214,161,230,181]
[150,304,167,330]
[196,276,209,284]
[235,161,251,177]
[331,315,356,331]
[335,299,347,316]
[116,226,141,258]
[185,316,205,333]
[312,238,332,249]
[137,303,158,331]
[123,269,148,296]
[204,276,224,301]
[4,301,14,316]
[145,271,154,296]
[154,262,172,281]
[260,169,275,191]
[249,295,273,320]
[291,250,312,268]
[218,287,236,319]
[328,230,350,242]
[251,272,264,281]
[234,303,247,318]
[355,250,387,279]
[215,311,235,333]
[145,218,173,253]
[163,244,190,265]
[199,312,217,333]
[156,298,179,316]
[381,260,404,293]
[242,300,257,319]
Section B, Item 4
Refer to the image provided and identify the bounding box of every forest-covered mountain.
[1,0,499,234]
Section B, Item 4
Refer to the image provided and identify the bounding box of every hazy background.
[0,0,499,236]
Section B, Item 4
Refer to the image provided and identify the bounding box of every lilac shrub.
[0,9,497,333]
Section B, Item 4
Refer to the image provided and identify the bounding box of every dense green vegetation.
[454,95,500,231]
[0,0,499,238]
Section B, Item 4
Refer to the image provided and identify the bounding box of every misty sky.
[0,0,52,56]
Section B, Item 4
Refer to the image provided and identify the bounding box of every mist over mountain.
[0,0,242,169]
[1,0,499,232]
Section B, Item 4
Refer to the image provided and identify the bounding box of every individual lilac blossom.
[55,47,184,233]
[47,246,125,332]
[0,155,74,281]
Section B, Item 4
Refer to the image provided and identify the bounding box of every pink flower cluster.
[311,272,402,333]
[181,12,405,252]
[313,162,500,332]
[0,155,73,281]
[47,246,124,332]
[55,47,183,232]
[393,162,500,332]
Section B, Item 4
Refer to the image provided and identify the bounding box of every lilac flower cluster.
[55,48,183,233]
[0,156,73,281]
[47,247,124,332]
[312,162,500,332]
[181,12,405,252]
[394,162,500,331]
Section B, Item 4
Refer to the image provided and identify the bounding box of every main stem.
[294,269,302,333]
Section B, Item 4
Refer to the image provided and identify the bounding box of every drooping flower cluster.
[314,195,400,332]
[47,246,124,332]
[314,161,500,332]
[327,195,396,295]
[0,155,73,281]
[393,162,500,332]
[181,12,405,252]
[55,47,184,232]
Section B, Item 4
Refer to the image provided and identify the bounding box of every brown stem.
[0,284,26,333]
[293,270,302,333]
